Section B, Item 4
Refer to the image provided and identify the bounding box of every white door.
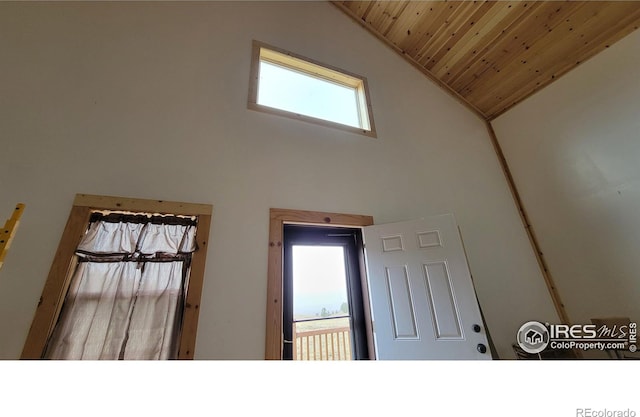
[363,214,490,359]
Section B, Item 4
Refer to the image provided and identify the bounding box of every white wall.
[0,1,557,359]
[493,30,640,343]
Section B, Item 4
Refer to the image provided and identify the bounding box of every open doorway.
[283,225,370,360]
[266,208,492,360]
[264,208,374,360]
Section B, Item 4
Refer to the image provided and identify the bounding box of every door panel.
[385,265,418,339]
[423,261,463,339]
[364,214,490,359]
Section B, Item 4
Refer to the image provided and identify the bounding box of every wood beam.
[485,122,570,325]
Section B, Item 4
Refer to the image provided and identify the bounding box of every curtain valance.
[77,218,197,256]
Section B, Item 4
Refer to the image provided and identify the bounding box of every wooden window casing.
[21,194,213,360]
[248,40,377,138]
[265,208,374,360]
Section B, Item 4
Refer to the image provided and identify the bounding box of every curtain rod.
[89,212,197,227]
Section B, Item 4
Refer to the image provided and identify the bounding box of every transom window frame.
[248,40,377,138]
[21,194,213,360]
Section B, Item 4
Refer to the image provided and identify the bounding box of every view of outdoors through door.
[292,246,353,360]
[283,225,368,360]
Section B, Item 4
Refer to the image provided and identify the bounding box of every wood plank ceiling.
[333,1,640,120]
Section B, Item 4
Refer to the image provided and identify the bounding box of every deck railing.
[293,323,352,360]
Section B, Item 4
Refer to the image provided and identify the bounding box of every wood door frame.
[265,208,374,360]
[21,193,213,360]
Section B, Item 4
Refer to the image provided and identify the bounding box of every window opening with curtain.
[44,211,198,360]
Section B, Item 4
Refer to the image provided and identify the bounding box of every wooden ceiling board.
[440,2,542,85]
[430,1,523,79]
[419,1,492,69]
[468,2,638,111]
[449,2,578,94]
[334,1,640,120]
[344,0,375,18]
[362,0,409,35]
[484,4,640,117]
[383,2,439,49]
[391,1,459,55]
[412,1,475,64]
[459,2,599,106]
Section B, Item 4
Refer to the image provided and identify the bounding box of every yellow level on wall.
[0,203,25,270]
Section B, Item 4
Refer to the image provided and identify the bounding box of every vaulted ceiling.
[333,1,640,120]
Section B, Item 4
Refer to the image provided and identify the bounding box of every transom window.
[248,41,376,137]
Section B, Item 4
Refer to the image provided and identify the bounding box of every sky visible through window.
[292,245,349,320]
[258,61,361,129]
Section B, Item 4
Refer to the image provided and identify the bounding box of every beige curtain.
[45,217,196,360]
